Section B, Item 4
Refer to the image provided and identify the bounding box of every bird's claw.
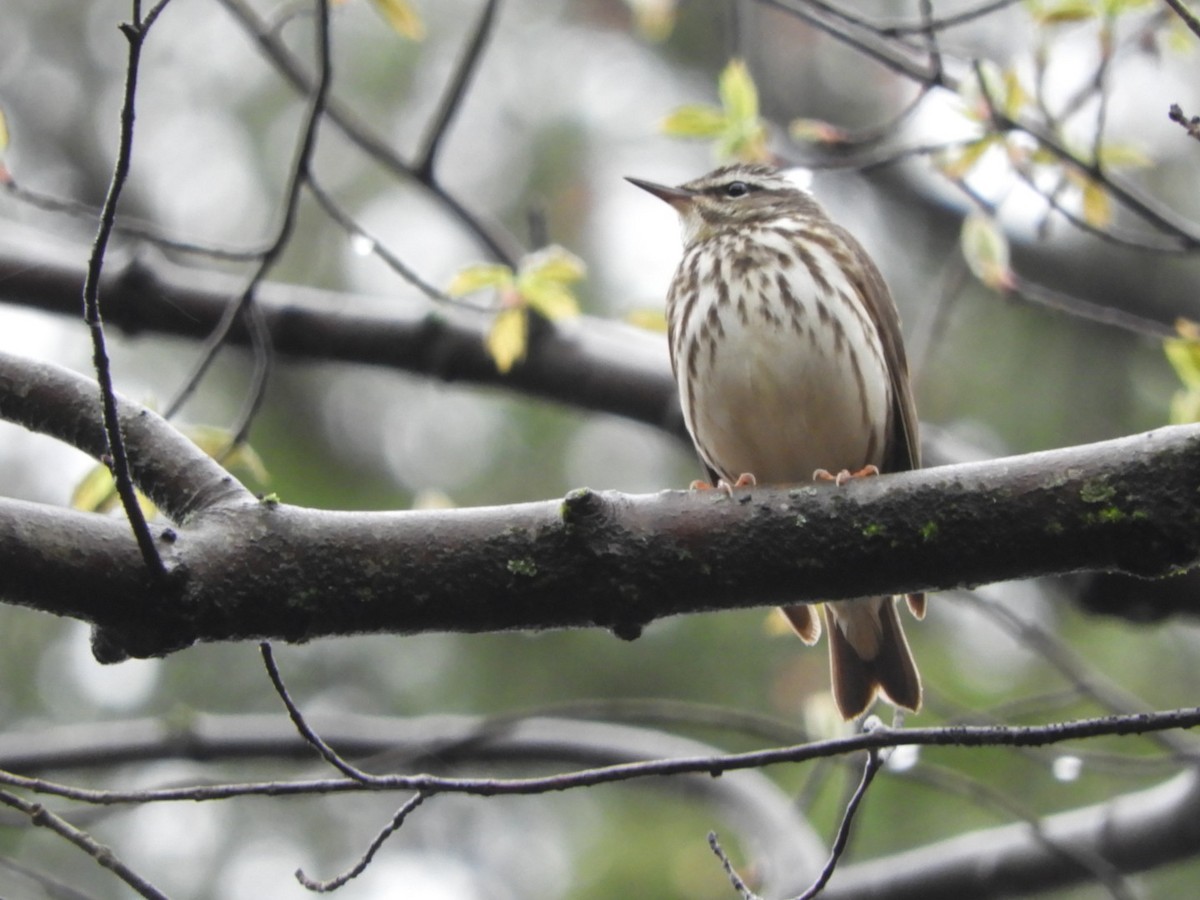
[691,472,757,496]
[813,464,879,486]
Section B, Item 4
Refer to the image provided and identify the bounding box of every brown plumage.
[628,163,923,719]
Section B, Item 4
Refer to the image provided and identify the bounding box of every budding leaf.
[1001,68,1029,119]
[516,245,584,321]
[626,309,668,332]
[1079,177,1112,227]
[519,245,586,286]
[486,307,528,374]
[183,424,270,486]
[661,105,728,138]
[661,58,769,163]
[718,59,759,124]
[71,424,268,517]
[447,264,514,298]
[1166,320,1200,424]
[939,137,996,180]
[1097,142,1151,169]
[71,465,158,518]
[788,118,849,147]
[369,0,426,40]
[960,211,1015,292]
[1027,0,1098,24]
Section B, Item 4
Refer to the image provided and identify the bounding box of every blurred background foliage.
[1,0,1199,897]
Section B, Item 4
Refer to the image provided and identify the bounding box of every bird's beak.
[625,177,694,210]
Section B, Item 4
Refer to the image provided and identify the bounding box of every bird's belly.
[685,308,890,484]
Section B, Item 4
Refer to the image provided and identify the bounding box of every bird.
[627,162,923,719]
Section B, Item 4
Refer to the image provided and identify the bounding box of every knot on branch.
[559,488,649,640]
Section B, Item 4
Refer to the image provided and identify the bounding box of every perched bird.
[628,163,923,719]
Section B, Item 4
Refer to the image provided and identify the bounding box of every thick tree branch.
[1,352,1197,659]
[0,235,686,441]
[825,769,1200,899]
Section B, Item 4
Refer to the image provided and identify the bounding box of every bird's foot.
[691,472,757,496]
[813,465,879,487]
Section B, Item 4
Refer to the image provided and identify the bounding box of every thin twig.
[796,750,883,899]
[165,0,333,440]
[214,0,521,264]
[1164,0,1200,41]
[760,0,1200,250]
[2,706,1200,806]
[1,179,270,261]
[260,642,375,782]
[304,176,454,303]
[962,592,1200,759]
[81,2,169,578]
[881,0,1026,36]
[708,831,760,899]
[295,792,427,892]
[413,0,501,177]
[1169,103,1200,142]
[0,789,168,900]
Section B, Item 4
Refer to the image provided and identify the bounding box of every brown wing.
[833,224,925,620]
[831,225,920,474]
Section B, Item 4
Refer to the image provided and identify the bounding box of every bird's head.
[626,163,822,246]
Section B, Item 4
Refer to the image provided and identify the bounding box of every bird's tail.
[824,597,921,720]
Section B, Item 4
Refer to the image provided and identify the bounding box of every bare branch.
[1,350,1198,656]
[0,789,168,900]
[413,0,501,177]
[1163,0,1200,41]
[165,0,334,447]
[823,769,1200,900]
[797,750,883,899]
[213,0,522,264]
[295,792,426,892]
[260,642,375,782]
[84,2,173,578]
[0,240,686,441]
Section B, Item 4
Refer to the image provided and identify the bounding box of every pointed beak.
[625,176,694,210]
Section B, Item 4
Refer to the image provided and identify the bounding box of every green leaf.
[521,282,580,320]
[1080,177,1112,227]
[661,105,727,138]
[369,0,426,40]
[718,126,770,163]
[718,59,759,124]
[960,211,1014,291]
[625,309,668,332]
[1097,142,1152,170]
[1165,321,1200,388]
[0,107,8,154]
[181,424,270,485]
[71,465,122,514]
[447,264,514,298]
[519,245,586,285]
[486,307,528,374]
[1001,68,1029,119]
[71,466,158,519]
[517,246,584,321]
[1167,322,1200,424]
[1027,0,1098,24]
[1104,0,1153,14]
[939,137,996,180]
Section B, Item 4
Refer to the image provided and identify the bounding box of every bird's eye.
[724,181,751,198]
